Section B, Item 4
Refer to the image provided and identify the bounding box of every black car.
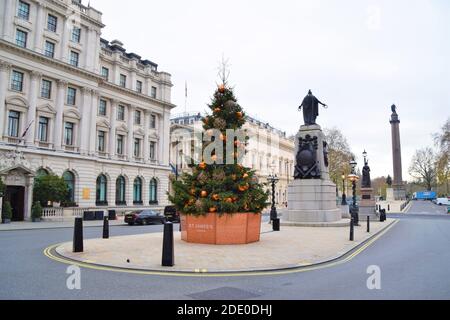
[125,210,166,226]
[164,205,180,223]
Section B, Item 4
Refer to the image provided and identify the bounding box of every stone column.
[162,110,170,166]
[54,80,66,150]
[24,177,34,221]
[25,71,41,146]
[2,0,14,42]
[143,111,150,162]
[109,99,118,159]
[89,90,99,155]
[79,87,92,155]
[390,108,406,200]
[0,61,12,138]
[60,17,68,62]
[33,1,45,53]
[127,105,134,161]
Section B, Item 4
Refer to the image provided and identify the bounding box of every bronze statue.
[391,104,397,114]
[362,158,371,188]
[298,90,328,125]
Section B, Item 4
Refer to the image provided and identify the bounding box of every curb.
[45,219,399,277]
[0,222,130,232]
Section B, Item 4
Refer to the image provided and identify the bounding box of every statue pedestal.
[340,204,350,219]
[285,124,341,224]
[359,187,377,218]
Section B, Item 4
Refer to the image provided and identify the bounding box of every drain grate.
[187,287,262,300]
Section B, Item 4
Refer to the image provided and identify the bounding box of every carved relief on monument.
[294,135,321,180]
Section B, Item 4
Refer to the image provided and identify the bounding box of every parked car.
[125,210,166,226]
[434,198,449,206]
[164,205,180,223]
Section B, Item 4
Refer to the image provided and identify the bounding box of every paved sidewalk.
[0,218,126,231]
[56,219,397,273]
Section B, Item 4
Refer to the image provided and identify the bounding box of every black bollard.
[162,222,174,267]
[103,216,109,239]
[273,218,280,232]
[367,216,370,233]
[73,217,83,253]
[388,204,390,212]
[350,217,354,241]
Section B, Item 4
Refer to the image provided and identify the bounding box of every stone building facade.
[0,0,175,221]
[170,112,295,207]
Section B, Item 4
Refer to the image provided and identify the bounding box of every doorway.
[5,186,25,221]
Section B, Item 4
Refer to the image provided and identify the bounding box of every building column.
[0,61,12,138]
[79,87,92,155]
[25,71,41,146]
[2,0,14,42]
[33,1,45,53]
[109,99,118,159]
[54,80,66,150]
[143,111,150,162]
[59,16,68,62]
[161,110,170,166]
[24,177,34,221]
[127,105,134,161]
[93,29,101,74]
[89,90,99,155]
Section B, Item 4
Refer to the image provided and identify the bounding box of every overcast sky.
[90,0,449,180]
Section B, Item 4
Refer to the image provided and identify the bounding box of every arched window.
[116,176,126,205]
[133,177,143,205]
[149,178,158,204]
[36,168,49,178]
[96,174,108,206]
[63,171,75,204]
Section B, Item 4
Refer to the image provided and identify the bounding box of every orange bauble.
[238,185,247,192]
[218,85,226,93]
[212,194,220,201]
[201,190,208,198]
[236,112,243,119]
[209,207,217,213]
[190,189,196,196]
[225,197,233,203]
[243,173,249,179]
[199,162,207,170]
[214,108,221,113]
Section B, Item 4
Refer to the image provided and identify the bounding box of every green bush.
[32,202,43,219]
[0,177,5,198]
[33,174,69,207]
[2,201,12,220]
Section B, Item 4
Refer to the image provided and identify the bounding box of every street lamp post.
[348,158,360,226]
[267,173,280,231]
[341,173,347,205]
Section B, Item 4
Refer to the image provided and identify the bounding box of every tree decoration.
[168,66,269,216]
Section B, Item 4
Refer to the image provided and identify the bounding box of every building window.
[116,135,124,155]
[8,111,20,137]
[136,80,142,93]
[119,74,126,88]
[97,131,105,152]
[15,29,27,48]
[64,122,74,146]
[63,171,75,204]
[17,1,30,20]
[67,87,76,105]
[101,67,109,80]
[96,175,108,206]
[115,176,126,205]
[69,51,79,67]
[134,110,141,125]
[41,79,52,99]
[44,41,55,58]
[150,114,156,129]
[134,138,141,158]
[98,99,107,116]
[117,105,125,121]
[149,178,158,204]
[36,168,49,178]
[38,117,49,142]
[71,27,81,43]
[11,70,24,92]
[133,177,143,204]
[47,14,57,32]
[151,86,157,98]
[149,141,156,160]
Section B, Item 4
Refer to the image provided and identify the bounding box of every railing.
[42,208,64,220]
[400,200,411,212]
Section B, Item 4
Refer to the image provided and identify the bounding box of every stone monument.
[284,91,341,224]
[389,105,406,200]
[359,151,377,218]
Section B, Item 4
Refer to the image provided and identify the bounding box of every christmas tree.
[169,71,269,216]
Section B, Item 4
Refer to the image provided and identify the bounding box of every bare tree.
[433,118,450,195]
[408,147,437,191]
